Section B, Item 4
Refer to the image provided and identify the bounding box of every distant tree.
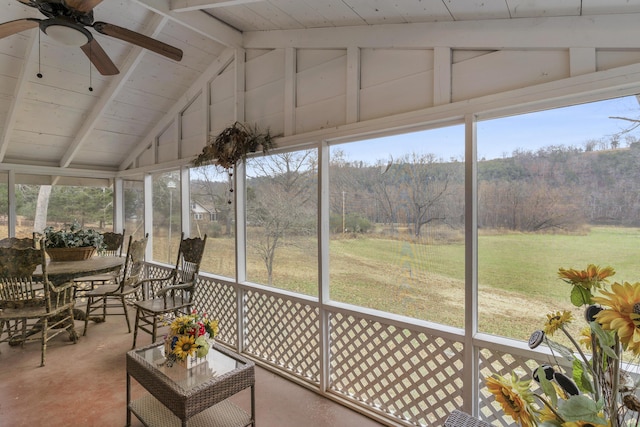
[584,140,597,151]
[398,152,450,238]
[247,150,317,285]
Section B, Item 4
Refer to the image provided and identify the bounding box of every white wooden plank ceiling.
[0,0,638,177]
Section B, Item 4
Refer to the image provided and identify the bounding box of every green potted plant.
[42,221,105,261]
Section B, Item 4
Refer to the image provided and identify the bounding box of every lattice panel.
[244,290,321,383]
[329,312,464,426]
[478,348,549,426]
[193,276,238,348]
[140,265,239,347]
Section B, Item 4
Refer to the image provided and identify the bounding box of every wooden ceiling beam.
[134,0,242,48]
[59,14,171,169]
[0,33,38,163]
[244,13,640,49]
[170,0,265,12]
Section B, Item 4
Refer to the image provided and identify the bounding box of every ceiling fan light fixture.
[41,19,91,46]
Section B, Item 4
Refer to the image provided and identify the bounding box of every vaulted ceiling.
[0,0,639,179]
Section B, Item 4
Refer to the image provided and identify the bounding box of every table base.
[129,394,253,427]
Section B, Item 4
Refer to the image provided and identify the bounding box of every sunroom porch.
[1,1,640,426]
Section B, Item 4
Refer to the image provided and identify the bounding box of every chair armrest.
[49,280,76,293]
[138,270,176,285]
[48,280,77,306]
[156,280,194,297]
[136,272,176,299]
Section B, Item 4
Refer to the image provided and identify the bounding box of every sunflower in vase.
[487,264,640,427]
[163,311,219,367]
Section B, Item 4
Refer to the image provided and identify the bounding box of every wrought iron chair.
[444,411,492,427]
[83,234,148,336]
[73,230,125,296]
[132,233,207,348]
[0,244,78,366]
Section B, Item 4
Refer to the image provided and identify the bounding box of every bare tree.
[371,158,402,232]
[247,151,317,285]
[398,153,450,238]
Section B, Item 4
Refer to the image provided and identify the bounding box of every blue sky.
[336,95,640,164]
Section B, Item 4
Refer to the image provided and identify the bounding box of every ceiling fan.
[0,0,183,76]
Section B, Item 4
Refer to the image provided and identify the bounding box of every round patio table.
[35,256,126,320]
[39,256,125,286]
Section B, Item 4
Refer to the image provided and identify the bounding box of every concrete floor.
[0,307,386,427]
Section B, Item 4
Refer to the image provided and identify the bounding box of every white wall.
[123,14,640,172]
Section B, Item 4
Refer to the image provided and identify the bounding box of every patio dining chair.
[74,230,125,297]
[0,236,37,335]
[83,234,148,336]
[132,233,207,348]
[0,244,78,366]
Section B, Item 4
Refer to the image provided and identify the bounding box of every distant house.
[191,200,218,222]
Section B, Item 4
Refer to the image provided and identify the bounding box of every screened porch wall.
[119,16,640,427]
[143,262,556,427]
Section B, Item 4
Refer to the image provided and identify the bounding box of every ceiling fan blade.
[92,21,183,62]
[0,18,39,39]
[63,0,103,13]
[80,38,119,75]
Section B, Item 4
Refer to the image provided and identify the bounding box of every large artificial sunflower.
[544,310,573,336]
[593,281,640,355]
[578,326,593,351]
[486,373,538,427]
[169,315,192,334]
[173,335,197,360]
[558,265,615,290]
[537,405,560,424]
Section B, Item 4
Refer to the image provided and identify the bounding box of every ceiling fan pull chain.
[36,29,42,79]
[88,42,93,92]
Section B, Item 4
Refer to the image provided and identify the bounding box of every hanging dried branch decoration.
[192,122,275,169]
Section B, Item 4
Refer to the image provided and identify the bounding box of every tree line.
[331,141,640,236]
[126,141,640,283]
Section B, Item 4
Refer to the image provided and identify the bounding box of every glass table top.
[134,343,244,391]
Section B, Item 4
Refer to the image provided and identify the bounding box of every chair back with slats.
[0,246,45,309]
[0,245,75,314]
[121,234,148,288]
[99,231,125,257]
[0,237,35,249]
[0,244,78,366]
[173,233,207,287]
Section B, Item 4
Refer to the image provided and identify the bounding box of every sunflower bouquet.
[487,264,640,427]
[163,311,219,367]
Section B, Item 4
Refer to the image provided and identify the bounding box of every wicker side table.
[126,342,255,427]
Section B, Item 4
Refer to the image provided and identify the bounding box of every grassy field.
[195,225,640,342]
[29,224,634,342]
